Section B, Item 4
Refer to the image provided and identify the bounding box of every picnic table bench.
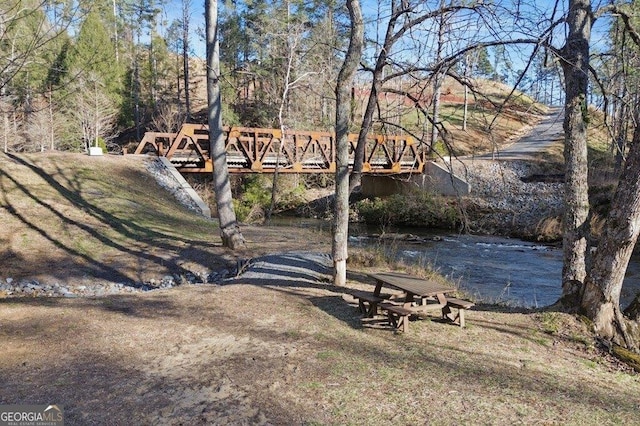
[442,297,475,328]
[352,290,385,318]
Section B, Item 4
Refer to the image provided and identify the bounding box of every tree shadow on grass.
[0,348,296,424]
[2,272,638,423]
[222,251,598,351]
[199,292,640,423]
[0,153,231,286]
[0,293,181,319]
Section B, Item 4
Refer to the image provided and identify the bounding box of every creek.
[273,217,640,309]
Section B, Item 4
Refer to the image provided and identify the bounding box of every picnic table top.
[368,271,455,297]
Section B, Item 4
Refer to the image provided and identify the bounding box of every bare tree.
[570,4,640,350]
[151,103,183,133]
[333,0,363,286]
[182,0,192,120]
[205,0,245,250]
[430,0,449,149]
[72,75,119,152]
[349,1,484,193]
[580,119,640,350]
[23,93,60,152]
[267,14,316,222]
[556,0,591,300]
[0,97,14,153]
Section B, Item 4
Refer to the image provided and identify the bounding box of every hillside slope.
[0,152,328,294]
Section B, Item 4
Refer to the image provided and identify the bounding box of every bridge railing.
[134,124,426,174]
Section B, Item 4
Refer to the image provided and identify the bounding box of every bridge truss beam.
[134,124,426,174]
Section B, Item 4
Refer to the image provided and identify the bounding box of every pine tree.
[64,11,123,105]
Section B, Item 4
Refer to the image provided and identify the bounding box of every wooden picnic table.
[367,272,472,331]
[369,271,455,307]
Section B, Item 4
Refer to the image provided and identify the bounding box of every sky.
[166,0,614,68]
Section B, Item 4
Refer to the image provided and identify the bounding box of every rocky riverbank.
[0,268,236,298]
[454,159,564,241]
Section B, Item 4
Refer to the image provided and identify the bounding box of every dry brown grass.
[1,151,639,424]
[0,152,330,287]
[1,278,638,424]
[534,216,563,242]
[437,79,549,156]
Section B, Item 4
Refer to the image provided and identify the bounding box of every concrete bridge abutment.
[361,161,470,198]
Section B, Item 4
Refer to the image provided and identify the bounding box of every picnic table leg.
[387,310,409,332]
[441,304,455,322]
[458,308,466,328]
[402,291,418,307]
[399,314,408,333]
[373,280,383,297]
[357,299,368,315]
[439,293,456,322]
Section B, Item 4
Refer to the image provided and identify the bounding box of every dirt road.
[476,107,564,160]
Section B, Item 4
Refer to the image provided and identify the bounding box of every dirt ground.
[1,152,640,425]
[2,239,640,425]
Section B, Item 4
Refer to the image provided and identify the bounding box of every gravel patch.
[223,252,332,286]
[452,159,564,238]
[145,158,203,214]
[0,252,334,299]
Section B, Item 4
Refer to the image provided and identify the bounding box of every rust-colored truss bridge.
[134,123,426,174]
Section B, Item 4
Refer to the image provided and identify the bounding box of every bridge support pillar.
[360,162,470,198]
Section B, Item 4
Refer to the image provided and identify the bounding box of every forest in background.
[4,0,628,159]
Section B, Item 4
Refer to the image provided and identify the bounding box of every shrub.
[231,174,314,222]
[355,192,460,229]
[233,175,272,222]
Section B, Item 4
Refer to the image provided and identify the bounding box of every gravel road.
[475,107,564,160]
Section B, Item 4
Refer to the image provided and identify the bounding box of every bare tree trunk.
[176,55,182,112]
[113,0,119,63]
[348,0,398,194]
[431,0,447,150]
[134,62,141,141]
[49,87,54,151]
[557,0,592,306]
[462,55,469,132]
[205,0,245,250]
[3,113,8,153]
[333,0,363,286]
[348,2,467,193]
[268,3,295,223]
[581,118,640,350]
[150,40,158,109]
[182,0,192,120]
